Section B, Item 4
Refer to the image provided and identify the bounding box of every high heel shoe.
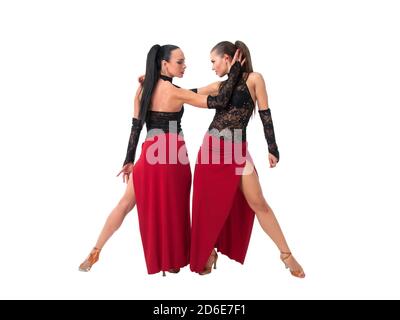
[168,268,180,274]
[199,251,218,275]
[280,251,305,278]
[162,268,181,277]
[79,247,101,272]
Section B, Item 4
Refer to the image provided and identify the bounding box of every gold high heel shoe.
[79,247,101,272]
[199,251,218,275]
[280,252,305,278]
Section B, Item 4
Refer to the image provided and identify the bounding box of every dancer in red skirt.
[79,45,244,275]
[190,41,305,278]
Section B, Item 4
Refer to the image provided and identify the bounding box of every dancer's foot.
[79,247,101,272]
[280,252,305,278]
[199,250,218,276]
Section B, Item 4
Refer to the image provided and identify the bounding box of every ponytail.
[211,40,253,79]
[212,40,256,113]
[139,44,180,122]
[139,44,161,122]
[234,40,253,77]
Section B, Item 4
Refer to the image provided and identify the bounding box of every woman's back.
[150,78,184,113]
[145,76,185,135]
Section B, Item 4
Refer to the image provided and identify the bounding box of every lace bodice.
[208,75,254,142]
[145,107,184,137]
[122,63,244,165]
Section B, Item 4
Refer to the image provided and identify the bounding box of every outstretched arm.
[191,81,221,95]
[175,61,242,109]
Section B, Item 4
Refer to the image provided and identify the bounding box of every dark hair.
[211,40,253,78]
[211,41,255,114]
[139,44,179,122]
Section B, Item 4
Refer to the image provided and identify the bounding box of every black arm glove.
[259,108,280,161]
[122,117,143,166]
[207,61,242,109]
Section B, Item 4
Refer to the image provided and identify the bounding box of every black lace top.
[145,108,184,137]
[123,64,242,166]
[208,75,254,142]
[206,70,280,161]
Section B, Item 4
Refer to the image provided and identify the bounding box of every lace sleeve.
[123,117,143,166]
[207,61,242,109]
[259,108,280,161]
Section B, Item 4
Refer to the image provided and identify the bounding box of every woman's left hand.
[116,163,134,183]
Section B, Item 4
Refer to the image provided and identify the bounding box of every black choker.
[160,75,173,83]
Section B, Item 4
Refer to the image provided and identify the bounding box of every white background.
[1,0,399,299]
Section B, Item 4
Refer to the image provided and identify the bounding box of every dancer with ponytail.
[190,41,305,278]
[79,44,245,276]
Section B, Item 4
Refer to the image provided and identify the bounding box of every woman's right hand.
[138,74,145,84]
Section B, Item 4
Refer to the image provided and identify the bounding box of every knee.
[118,197,133,212]
[249,197,270,214]
[126,201,135,212]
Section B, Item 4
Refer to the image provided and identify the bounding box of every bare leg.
[94,172,136,249]
[79,172,137,272]
[240,161,304,276]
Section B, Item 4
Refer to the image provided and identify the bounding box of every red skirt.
[132,132,191,274]
[190,133,256,273]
